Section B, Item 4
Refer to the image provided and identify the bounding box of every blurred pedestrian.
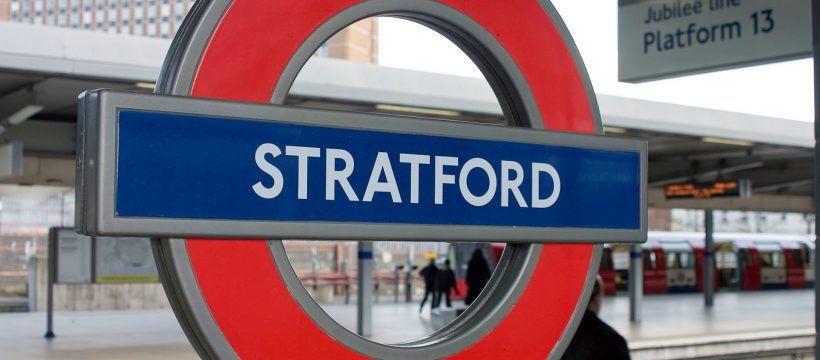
[433,259,459,309]
[561,276,630,360]
[464,249,491,306]
[419,259,438,312]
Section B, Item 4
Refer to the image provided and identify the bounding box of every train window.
[791,249,803,268]
[643,250,657,270]
[772,252,784,268]
[760,252,773,268]
[665,252,693,269]
[600,249,614,271]
[800,246,810,266]
[612,248,629,270]
[666,252,678,269]
[716,250,737,269]
[760,251,784,268]
[679,252,692,268]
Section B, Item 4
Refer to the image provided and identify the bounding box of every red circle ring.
[173,0,600,358]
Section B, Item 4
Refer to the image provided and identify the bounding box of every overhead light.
[701,137,753,147]
[603,126,627,134]
[135,82,156,90]
[7,105,44,125]
[375,104,461,117]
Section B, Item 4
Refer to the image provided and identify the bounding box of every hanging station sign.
[619,0,811,82]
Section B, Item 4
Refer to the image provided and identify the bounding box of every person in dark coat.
[561,277,631,360]
[418,259,438,312]
[464,249,491,306]
[433,259,459,309]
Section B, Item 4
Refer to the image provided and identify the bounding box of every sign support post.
[44,233,56,339]
[704,210,715,308]
[357,241,373,337]
[629,244,643,322]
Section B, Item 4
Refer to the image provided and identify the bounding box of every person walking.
[418,259,438,312]
[561,277,631,360]
[433,259,458,309]
[464,249,491,306]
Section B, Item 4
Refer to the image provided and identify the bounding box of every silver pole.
[45,231,56,339]
[704,210,715,308]
[812,0,819,356]
[628,244,643,322]
[356,241,373,337]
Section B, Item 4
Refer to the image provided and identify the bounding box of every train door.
[783,246,805,289]
[643,246,667,294]
[756,243,787,289]
[692,243,721,292]
[738,247,761,290]
[715,243,739,290]
[661,242,696,293]
[599,245,616,295]
[610,244,630,292]
[802,242,814,287]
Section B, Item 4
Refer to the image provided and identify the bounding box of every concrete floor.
[0,289,813,359]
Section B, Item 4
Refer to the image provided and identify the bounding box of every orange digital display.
[664,180,750,199]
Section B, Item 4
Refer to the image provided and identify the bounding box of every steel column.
[356,241,373,337]
[812,0,819,356]
[704,210,715,308]
[629,244,643,322]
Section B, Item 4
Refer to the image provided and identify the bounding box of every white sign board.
[95,237,158,283]
[55,229,92,283]
[619,0,811,82]
[0,142,22,179]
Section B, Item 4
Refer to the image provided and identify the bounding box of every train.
[600,231,815,295]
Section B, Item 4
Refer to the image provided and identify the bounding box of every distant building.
[0,0,377,62]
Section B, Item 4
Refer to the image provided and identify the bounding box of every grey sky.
[378,1,813,122]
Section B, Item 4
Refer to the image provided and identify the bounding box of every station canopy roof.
[0,22,812,212]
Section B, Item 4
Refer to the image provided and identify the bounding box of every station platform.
[0,289,813,359]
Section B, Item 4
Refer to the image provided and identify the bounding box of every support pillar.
[812,0,819,357]
[357,241,373,337]
[704,210,715,308]
[628,244,642,322]
[45,234,55,338]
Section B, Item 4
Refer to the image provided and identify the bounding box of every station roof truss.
[0,22,812,212]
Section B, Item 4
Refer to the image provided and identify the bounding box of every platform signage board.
[54,228,92,284]
[94,237,158,283]
[619,0,811,82]
[78,90,645,243]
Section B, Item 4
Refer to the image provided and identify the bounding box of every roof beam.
[0,87,43,131]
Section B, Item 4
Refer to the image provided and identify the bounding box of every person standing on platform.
[418,259,438,313]
[464,249,491,306]
[433,259,459,309]
[561,276,631,360]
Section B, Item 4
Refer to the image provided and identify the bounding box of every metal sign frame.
[77,89,646,243]
[74,0,645,358]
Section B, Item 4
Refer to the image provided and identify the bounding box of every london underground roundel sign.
[76,0,647,358]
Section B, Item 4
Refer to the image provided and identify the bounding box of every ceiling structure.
[0,22,812,212]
